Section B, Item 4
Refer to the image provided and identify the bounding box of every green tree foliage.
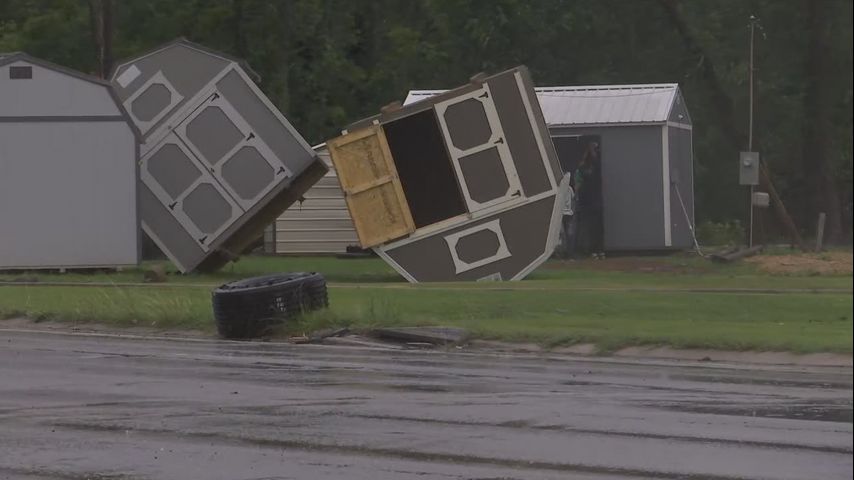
[1,0,851,241]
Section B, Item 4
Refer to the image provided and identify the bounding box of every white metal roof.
[404,83,681,126]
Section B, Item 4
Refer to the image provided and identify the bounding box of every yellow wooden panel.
[327,125,415,248]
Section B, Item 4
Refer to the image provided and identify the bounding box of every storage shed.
[264,144,358,254]
[0,53,140,270]
[109,39,326,272]
[327,67,567,282]
[406,83,694,251]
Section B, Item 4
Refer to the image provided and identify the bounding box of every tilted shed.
[406,83,694,251]
[109,39,326,272]
[326,67,567,282]
[0,53,140,269]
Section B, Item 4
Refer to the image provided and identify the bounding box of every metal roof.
[404,83,681,126]
[0,52,142,141]
[110,38,262,84]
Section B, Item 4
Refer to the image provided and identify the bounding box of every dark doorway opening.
[383,110,467,228]
[553,135,604,254]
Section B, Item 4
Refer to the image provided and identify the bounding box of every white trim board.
[444,219,512,274]
[661,125,672,247]
[514,72,558,190]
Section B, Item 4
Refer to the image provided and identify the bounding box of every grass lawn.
[1,252,852,353]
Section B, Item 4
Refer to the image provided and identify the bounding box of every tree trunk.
[232,0,247,58]
[101,0,113,79]
[802,0,843,243]
[87,0,113,79]
[658,0,806,250]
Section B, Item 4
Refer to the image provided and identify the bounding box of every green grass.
[1,254,851,353]
[2,254,851,290]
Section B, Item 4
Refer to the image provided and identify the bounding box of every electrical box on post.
[739,151,760,185]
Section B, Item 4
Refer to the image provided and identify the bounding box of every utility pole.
[747,15,756,247]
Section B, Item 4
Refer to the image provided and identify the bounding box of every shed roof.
[110,37,262,83]
[0,52,142,140]
[404,83,681,126]
[0,52,112,87]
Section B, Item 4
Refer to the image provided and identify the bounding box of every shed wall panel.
[0,122,137,268]
[271,150,359,254]
[383,195,555,282]
[551,125,665,250]
[0,62,120,117]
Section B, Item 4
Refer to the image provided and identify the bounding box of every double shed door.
[140,88,288,251]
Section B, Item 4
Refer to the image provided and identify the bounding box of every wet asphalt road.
[0,330,851,480]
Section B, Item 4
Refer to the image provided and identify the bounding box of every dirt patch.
[746,252,853,275]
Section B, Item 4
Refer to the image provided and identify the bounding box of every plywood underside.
[327,126,414,247]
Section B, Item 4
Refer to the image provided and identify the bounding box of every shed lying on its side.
[326,67,566,282]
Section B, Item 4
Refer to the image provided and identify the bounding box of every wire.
[674,182,705,257]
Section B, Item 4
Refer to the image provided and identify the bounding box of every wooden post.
[815,212,826,252]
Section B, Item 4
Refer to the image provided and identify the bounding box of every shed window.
[9,66,32,79]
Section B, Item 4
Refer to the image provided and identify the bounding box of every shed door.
[174,90,291,210]
[433,84,522,212]
[327,125,415,248]
[140,135,242,251]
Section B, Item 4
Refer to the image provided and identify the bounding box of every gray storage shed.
[110,39,326,272]
[406,83,694,251]
[0,53,140,270]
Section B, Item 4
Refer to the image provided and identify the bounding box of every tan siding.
[269,147,359,254]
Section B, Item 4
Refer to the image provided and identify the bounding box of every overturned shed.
[0,53,139,270]
[327,67,566,282]
[407,83,694,251]
[110,39,326,272]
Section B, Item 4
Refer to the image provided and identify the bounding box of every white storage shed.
[0,53,140,270]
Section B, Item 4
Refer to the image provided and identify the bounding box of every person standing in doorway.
[575,142,605,258]
[560,181,576,259]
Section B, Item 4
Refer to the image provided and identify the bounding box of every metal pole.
[748,16,755,247]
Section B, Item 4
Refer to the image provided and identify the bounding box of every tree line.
[2,0,851,243]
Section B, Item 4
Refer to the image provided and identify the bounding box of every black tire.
[212,272,328,339]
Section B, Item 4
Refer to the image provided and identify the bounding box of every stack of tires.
[211,272,328,339]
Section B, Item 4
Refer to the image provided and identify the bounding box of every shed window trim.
[9,65,33,79]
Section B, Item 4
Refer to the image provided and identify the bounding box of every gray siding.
[551,125,665,250]
[269,150,358,254]
[0,61,120,117]
[0,122,138,268]
[668,125,694,248]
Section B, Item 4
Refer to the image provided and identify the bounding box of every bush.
[696,220,745,246]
